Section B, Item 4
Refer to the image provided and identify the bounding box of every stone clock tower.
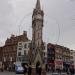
[32,0,44,65]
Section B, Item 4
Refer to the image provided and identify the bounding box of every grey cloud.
[0,0,75,50]
[0,0,13,16]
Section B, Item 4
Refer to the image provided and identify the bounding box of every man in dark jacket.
[24,64,28,75]
[28,64,32,75]
[36,62,42,75]
[38,65,42,75]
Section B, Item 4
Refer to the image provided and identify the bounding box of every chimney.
[23,31,27,36]
[11,34,15,38]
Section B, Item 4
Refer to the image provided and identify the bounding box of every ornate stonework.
[32,0,44,65]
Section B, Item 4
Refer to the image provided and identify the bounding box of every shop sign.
[55,61,63,65]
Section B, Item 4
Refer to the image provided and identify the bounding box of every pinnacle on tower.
[36,0,41,9]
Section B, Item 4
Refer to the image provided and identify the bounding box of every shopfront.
[47,60,55,71]
[63,61,70,72]
[55,60,63,70]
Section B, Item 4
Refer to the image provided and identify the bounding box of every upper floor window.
[43,53,45,56]
[18,47,22,50]
[24,50,26,55]
[38,32,39,39]
[52,57,54,60]
[38,41,39,47]
[19,43,22,45]
[24,44,27,48]
[18,52,21,56]
[17,57,21,62]
[28,43,30,48]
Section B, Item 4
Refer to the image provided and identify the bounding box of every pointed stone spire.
[36,0,41,10]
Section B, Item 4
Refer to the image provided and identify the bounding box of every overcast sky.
[0,0,75,50]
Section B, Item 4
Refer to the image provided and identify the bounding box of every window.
[19,43,22,45]
[18,52,21,56]
[28,43,30,48]
[43,53,45,56]
[24,44,27,48]
[24,50,26,55]
[59,56,62,59]
[38,32,39,39]
[17,57,21,61]
[18,47,22,50]
[18,43,22,47]
[52,51,54,54]
[52,57,54,60]
[38,41,39,47]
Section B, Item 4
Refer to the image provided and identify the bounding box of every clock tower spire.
[32,0,44,64]
[36,0,41,10]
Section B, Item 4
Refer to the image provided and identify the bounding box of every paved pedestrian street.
[0,71,14,75]
[0,71,24,75]
[0,71,69,75]
[0,71,48,75]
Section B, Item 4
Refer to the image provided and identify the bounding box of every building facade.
[73,51,75,69]
[62,47,70,71]
[0,47,3,61]
[43,42,47,64]
[47,43,55,71]
[55,45,63,70]
[2,31,29,68]
[16,41,31,63]
[70,50,74,69]
[47,43,73,71]
[17,41,31,56]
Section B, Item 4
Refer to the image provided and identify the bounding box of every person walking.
[38,65,42,75]
[24,64,28,75]
[28,63,32,75]
[45,64,48,72]
[36,62,39,75]
[36,62,42,75]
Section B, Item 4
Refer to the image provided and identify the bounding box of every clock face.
[37,14,42,19]
[32,14,42,20]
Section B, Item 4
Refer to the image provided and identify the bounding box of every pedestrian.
[24,64,28,75]
[45,64,47,72]
[36,62,39,75]
[28,63,32,75]
[9,64,11,71]
[36,62,42,75]
[38,65,42,75]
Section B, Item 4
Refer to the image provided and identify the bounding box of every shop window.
[52,57,54,60]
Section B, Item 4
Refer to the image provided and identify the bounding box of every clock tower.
[32,0,44,64]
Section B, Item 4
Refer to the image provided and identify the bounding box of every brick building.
[47,43,72,71]
[47,43,55,71]
[55,45,63,70]
[47,43,63,71]
[0,47,3,61]
[2,31,29,68]
[62,47,70,71]
[70,50,74,68]
[73,51,75,69]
